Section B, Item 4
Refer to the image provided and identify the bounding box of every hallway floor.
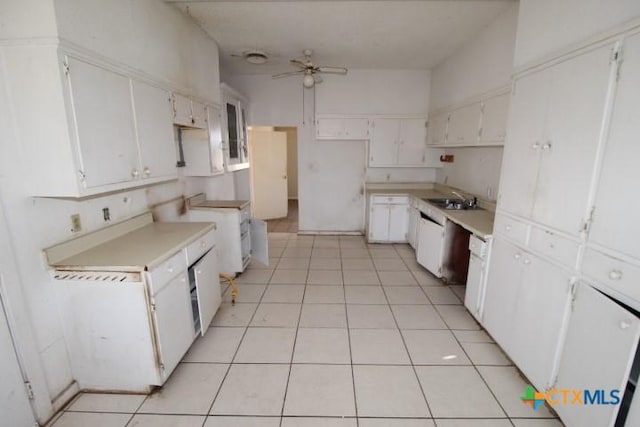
[266,200,298,233]
[50,234,562,427]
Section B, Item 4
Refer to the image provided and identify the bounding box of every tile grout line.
[278,233,310,426]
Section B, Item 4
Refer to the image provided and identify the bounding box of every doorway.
[248,126,298,232]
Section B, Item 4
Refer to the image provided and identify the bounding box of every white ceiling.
[168,0,516,75]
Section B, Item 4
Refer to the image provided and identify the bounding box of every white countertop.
[50,221,215,272]
[366,184,495,239]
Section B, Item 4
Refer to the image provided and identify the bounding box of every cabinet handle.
[200,241,206,249]
[542,141,552,150]
[523,258,531,265]
[196,269,202,275]
[531,142,540,150]
[513,253,521,260]
[180,277,186,283]
[167,266,174,273]
[620,320,631,330]
[505,225,512,231]
[144,167,151,176]
[608,269,623,281]
[131,169,139,178]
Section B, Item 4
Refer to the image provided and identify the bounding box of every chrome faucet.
[451,191,467,202]
[451,191,477,208]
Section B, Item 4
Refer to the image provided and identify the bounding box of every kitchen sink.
[423,198,482,211]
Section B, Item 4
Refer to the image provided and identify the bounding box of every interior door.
[532,42,616,236]
[193,249,222,336]
[554,282,640,427]
[152,273,194,381]
[66,56,138,188]
[397,119,428,166]
[416,217,444,277]
[249,129,288,220]
[369,118,399,166]
[131,80,177,180]
[250,218,269,266]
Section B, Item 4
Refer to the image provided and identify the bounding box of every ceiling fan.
[272,49,348,88]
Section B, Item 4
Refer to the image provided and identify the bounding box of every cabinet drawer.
[468,235,487,258]
[186,229,216,264]
[529,227,580,268]
[493,214,529,246]
[583,248,640,303]
[371,195,409,205]
[149,251,187,294]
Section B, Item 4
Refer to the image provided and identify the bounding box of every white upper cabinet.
[369,117,437,167]
[397,119,430,166]
[589,32,640,261]
[426,112,448,146]
[447,102,482,146]
[66,56,139,188]
[190,101,207,129]
[182,105,225,177]
[131,80,177,181]
[499,41,617,236]
[531,42,615,235]
[172,94,207,129]
[479,92,510,144]
[316,117,369,140]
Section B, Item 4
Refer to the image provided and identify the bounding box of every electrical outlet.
[102,207,111,222]
[70,214,82,233]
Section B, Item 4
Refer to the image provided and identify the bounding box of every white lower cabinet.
[367,195,410,243]
[554,282,640,427]
[190,249,222,335]
[482,238,572,390]
[151,272,194,382]
[416,216,445,277]
[465,254,483,319]
[407,203,419,249]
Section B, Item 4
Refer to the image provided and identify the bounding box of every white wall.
[229,70,436,231]
[430,3,519,111]
[430,3,518,200]
[0,1,227,422]
[515,0,640,67]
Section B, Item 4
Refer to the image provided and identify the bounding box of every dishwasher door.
[416,216,445,277]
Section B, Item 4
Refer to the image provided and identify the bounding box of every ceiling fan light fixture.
[244,51,268,64]
[303,73,315,88]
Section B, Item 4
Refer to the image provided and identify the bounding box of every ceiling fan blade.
[313,74,323,84]
[317,66,348,75]
[290,59,308,69]
[272,71,304,79]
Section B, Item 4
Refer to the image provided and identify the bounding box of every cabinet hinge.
[160,363,165,372]
[62,61,70,76]
[581,206,595,235]
[612,43,623,81]
[150,303,156,312]
[569,280,578,312]
[78,170,86,182]
[24,381,34,400]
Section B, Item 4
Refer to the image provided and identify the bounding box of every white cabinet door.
[482,239,523,356]
[316,118,343,139]
[532,42,615,236]
[172,93,192,127]
[398,119,428,166]
[427,113,448,145]
[464,254,483,320]
[498,68,550,218]
[192,249,221,336]
[66,57,138,188]
[555,283,640,427]
[369,204,390,241]
[509,255,572,390]
[369,118,399,166]
[191,100,207,129]
[343,118,370,139]
[152,272,194,381]
[416,217,445,277]
[207,105,225,175]
[447,102,481,145]
[590,34,640,260]
[131,80,177,181]
[388,203,409,242]
[408,205,419,249]
[182,106,224,177]
[250,218,269,266]
[480,92,509,144]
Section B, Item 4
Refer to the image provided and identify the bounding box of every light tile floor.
[50,233,563,427]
